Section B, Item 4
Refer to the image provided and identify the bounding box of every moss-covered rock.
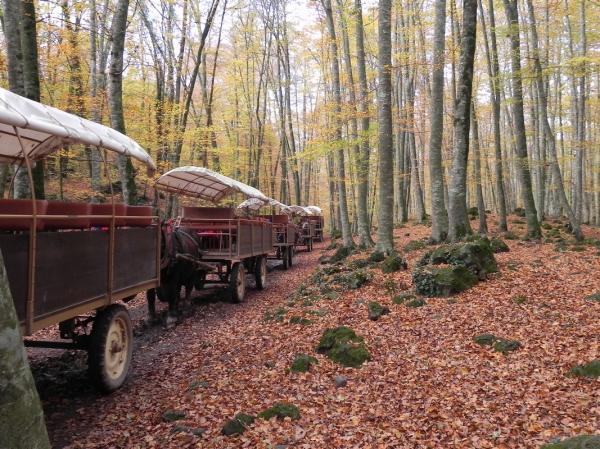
[406,298,426,308]
[404,239,427,252]
[504,231,518,240]
[569,360,600,379]
[541,435,600,449]
[473,333,496,346]
[493,338,521,355]
[258,402,300,421]
[332,270,370,290]
[264,307,287,322]
[393,292,416,305]
[585,292,600,302]
[348,258,371,270]
[368,251,386,263]
[418,240,498,280]
[490,237,510,253]
[468,206,479,218]
[289,316,312,325]
[162,410,186,422]
[329,246,352,264]
[316,326,371,368]
[513,207,526,217]
[290,354,319,373]
[368,301,390,321]
[381,253,408,273]
[412,265,478,297]
[221,413,255,436]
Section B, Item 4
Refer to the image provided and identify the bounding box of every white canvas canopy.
[288,205,312,216]
[306,206,323,215]
[237,197,292,213]
[156,166,268,203]
[0,87,155,169]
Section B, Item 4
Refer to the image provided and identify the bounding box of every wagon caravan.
[0,87,158,392]
[153,166,275,308]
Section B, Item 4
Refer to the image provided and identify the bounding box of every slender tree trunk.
[0,251,51,449]
[429,0,448,242]
[108,0,137,204]
[502,0,542,238]
[471,104,488,234]
[375,0,394,252]
[525,0,582,240]
[322,0,353,247]
[88,0,102,199]
[447,0,477,241]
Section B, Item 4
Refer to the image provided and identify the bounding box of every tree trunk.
[471,104,488,234]
[108,0,137,204]
[375,0,394,252]
[502,0,542,239]
[0,251,51,449]
[428,0,448,242]
[447,0,477,241]
[322,0,353,248]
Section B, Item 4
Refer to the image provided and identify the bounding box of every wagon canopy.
[288,205,313,216]
[156,166,268,203]
[0,88,155,169]
[237,197,292,213]
[306,206,323,215]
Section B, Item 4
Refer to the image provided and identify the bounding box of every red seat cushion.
[0,199,48,231]
[90,203,127,227]
[45,201,91,229]
[126,205,153,226]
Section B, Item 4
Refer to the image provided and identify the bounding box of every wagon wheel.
[288,246,294,267]
[254,256,267,290]
[229,262,246,303]
[282,247,290,270]
[88,304,133,393]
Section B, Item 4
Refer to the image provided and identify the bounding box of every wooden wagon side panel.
[0,233,29,321]
[35,231,109,320]
[113,227,158,292]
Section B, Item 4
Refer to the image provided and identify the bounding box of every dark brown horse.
[146,222,207,325]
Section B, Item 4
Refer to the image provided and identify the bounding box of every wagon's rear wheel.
[282,247,290,270]
[88,304,133,393]
[229,262,246,303]
[254,256,267,290]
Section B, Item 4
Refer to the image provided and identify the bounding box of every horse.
[146,222,207,326]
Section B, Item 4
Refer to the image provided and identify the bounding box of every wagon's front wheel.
[254,256,267,290]
[88,304,133,393]
[229,262,246,303]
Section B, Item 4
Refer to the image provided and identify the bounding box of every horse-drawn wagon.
[154,167,273,304]
[0,88,158,391]
[305,206,324,242]
[289,205,315,252]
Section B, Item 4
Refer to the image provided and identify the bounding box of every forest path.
[31,219,600,448]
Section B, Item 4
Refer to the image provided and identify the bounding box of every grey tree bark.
[0,251,51,449]
[322,0,354,248]
[471,103,488,234]
[108,0,137,204]
[447,0,477,241]
[502,0,542,239]
[375,0,394,252]
[525,0,582,240]
[354,0,374,247]
[428,0,448,242]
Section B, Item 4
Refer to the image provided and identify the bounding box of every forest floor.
[29,215,600,449]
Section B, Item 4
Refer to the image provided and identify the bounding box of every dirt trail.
[29,243,325,448]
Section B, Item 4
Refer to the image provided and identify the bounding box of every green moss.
[316,326,371,368]
[330,229,342,240]
[490,237,510,253]
[513,207,526,217]
[329,246,352,264]
[569,360,600,378]
[264,307,287,322]
[381,253,408,273]
[513,295,527,305]
[332,270,370,290]
[406,298,426,308]
[368,301,390,321]
[221,413,255,436]
[541,222,553,230]
[258,402,300,421]
[290,354,319,373]
[404,239,427,252]
[541,435,600,449]
[393,292,416,304]
[473,333,496,346]
[493,338,521,355]
[418,239,498,280]
[585,292,600,302]
[307,308,328,317]
[368,251,386,263]
[413,265,478,297]
[348,258,371,270]
[504,231,518,240]
[289,316,312,325]
[162,410,186,422]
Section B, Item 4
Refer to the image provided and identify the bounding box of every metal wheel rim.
[104,316,128,381]
[236,266,245,299]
